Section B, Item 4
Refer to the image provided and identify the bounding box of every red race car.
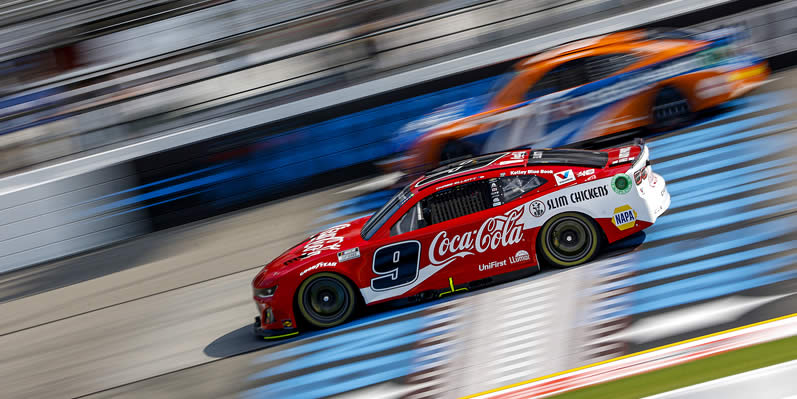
[252,140,669,339]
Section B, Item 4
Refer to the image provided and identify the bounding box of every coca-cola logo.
[302,224,350,257]
[429,208,524,267]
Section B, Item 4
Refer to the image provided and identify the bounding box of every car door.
[487,174,547,269]
[360,181,485,302]
[533,53,641,146]
[482,58,591,153]
[380,178,542,297]
[486,54,639,151]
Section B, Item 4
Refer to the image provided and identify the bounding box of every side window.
[525,59,589,101]
[391,203,424,236]
[425,181,491,225]
[525,70,559,100]
[390,180,493,236]
[585,53,639,81]
[500,175,547,202]
[556,59,590,90]
[525,54,640,101]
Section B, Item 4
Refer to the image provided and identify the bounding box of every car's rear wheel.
[538,212,601,268]
[296,272,357,329]
[651,86,692,131]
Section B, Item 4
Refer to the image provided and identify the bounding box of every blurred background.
[0,0,795,398]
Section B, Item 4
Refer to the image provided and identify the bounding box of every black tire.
[651,86,692,131]
[537,212,601,268]
[296,272,358,329]
[440,140,475,162]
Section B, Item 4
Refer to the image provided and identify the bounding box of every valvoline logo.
[554,169,576,186]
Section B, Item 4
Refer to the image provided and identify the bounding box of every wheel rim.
[303,277,350,323]
[545,217,593,263]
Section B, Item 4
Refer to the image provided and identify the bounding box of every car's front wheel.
[296,272,358,329]
[538,212,601,268]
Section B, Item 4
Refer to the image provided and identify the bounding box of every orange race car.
[391,28,769,174]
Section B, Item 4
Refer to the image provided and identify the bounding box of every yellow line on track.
[460,312,797,398]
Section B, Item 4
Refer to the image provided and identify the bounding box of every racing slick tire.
[650,86,692,132]
[296,272,358,329]
[441,140,475,162]
[538,212,601,268]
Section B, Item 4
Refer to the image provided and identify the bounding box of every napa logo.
[612,205,637,231]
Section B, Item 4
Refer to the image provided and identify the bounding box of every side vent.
[284,253,311,265]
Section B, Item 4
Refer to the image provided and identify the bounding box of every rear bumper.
[600,142,670,243]
[253,317,298,340]
[639,172,670,223]
[629,142,670,224]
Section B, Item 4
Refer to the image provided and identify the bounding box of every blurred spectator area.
[0,0,733,174]
[0,1,229,60]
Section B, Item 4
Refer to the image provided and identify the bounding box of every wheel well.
[292,271,364,329]
[653,85,692,110]
[649,84,694,132]
[535,211,606,265]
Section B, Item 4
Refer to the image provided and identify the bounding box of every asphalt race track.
[0,69,795,399]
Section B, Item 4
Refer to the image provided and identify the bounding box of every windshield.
[361,187,414,240]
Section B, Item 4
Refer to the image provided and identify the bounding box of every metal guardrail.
[0,162,149,274]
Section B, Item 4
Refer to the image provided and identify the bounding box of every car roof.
[411,148,609,192]
[515,28,709,71]
[516,30,648,68]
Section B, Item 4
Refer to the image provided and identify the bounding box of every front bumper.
[694,60,769,109]
[253,316,299,340]
[252,291,299,339]
[723,60,769,100]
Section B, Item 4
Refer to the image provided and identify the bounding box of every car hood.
[253,216,370,286]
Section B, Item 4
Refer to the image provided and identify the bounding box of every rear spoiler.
[630,138,647,168]
[607,138,646,167]
[630,139,651,185]
[693,26,749,44]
